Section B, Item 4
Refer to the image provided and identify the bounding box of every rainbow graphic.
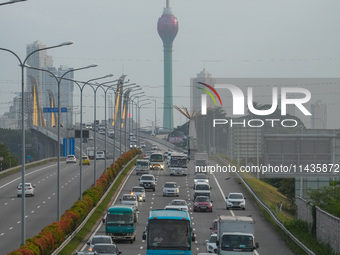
[196,82,222,115]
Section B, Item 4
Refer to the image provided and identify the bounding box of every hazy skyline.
[1,0,340,129]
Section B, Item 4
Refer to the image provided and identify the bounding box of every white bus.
[169,153,188,176]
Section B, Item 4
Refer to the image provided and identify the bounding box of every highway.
[0,137,294,255]
[78,143,293,255]
[0,129,124,255]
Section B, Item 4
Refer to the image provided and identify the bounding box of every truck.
[216,215,259,255]
[194,152,208,172]
[86,147,95,160]
[102,205,138,243]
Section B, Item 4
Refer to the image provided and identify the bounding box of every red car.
[210,219,218,234]
[193,196,213,212]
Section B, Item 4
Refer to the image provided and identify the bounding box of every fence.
[297,196,340,253]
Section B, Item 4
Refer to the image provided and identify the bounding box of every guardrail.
[217,157,316,255]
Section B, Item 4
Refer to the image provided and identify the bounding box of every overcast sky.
[1,0,340,129]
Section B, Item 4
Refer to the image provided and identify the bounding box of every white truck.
[86,147,95,160]
[216,215,259,255]
[194,152,208,172]
[169,153,188,176]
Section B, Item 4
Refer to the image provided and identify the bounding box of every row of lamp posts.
[0,42,149,246]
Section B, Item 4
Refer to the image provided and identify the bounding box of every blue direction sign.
[43,107,67,113]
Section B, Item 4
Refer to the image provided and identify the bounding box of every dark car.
[193,196,213,212]
[90,243,121,255]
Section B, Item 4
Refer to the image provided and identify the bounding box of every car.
[108,129,115,138]
[17,183,35,197]
[80,155,91,165]
[151,144,158,150]
[98,129,105,135]
[66,154,77,163]
[167,199,189,211]
[163,182,180,197]
[226,192,246,210]
[131,186,146,202]
[210,219,218,234]
[139,174,156,191]
[140,141,146,148]
[90,243,121,255]
[130,142,137,149]
[96,151,105,160]
[193,196,213,212]
[193,182,211,199]
[87,235,114,250]
[206,233,218,253]
[120,194,138,209]
[193,174,209,186]
[88,135,94,141]
[143,151,152,160]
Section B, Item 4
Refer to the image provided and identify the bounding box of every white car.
[140,142,146,148]
[120,194,138,209]
[206,233,218,253]
[131,186,146,202]
[96,151,105,160]
[163,182,179,197]
[226,192,246,210]
[66,154,77,163]
[167,199,189,211]
[193,174,209,185]
[17,183,35,197]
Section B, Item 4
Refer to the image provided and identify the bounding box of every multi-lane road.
[77,144,293,255]
[1,138,294,255]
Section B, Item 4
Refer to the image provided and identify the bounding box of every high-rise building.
[157,0,178,131]
[26,41,53,127]
[42,66,74,127]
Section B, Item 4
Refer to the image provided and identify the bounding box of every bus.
[142,209,195,254]
[149,152,164,170]
[169,153,188,176]
[102,205,138,243]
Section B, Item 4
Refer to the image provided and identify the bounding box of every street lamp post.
[0,41,73,245]
[0,0,26,6]
[130,93,145,144]
[136,99,150,144]
[64,75,113,200]
[23,64,98,220]
[119,84,138,154]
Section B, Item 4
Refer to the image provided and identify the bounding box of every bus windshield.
[170,158,187,167]
[149,154,163,162]
[107,212,133,225]
[147,219,191,250]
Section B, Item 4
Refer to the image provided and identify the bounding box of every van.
[135,159,149,175]
[96,151,105,160]
[194,182,211,199]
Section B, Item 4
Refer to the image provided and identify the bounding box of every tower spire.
[166,0,169,8]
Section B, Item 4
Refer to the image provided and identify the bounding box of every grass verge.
[58,159,136,255]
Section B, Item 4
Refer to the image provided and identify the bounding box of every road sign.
[43,107,67,113]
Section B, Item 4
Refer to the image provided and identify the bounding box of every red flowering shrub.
[8,149,141,255]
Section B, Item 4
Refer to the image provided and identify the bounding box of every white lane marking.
[0,164,58,189]
[211,172,235,216]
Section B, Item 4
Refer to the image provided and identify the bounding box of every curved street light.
[0,41,73,245]
[0,0,27,6]
[23,63,98,220]
[60,74,113,200]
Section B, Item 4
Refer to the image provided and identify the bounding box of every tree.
[0,143,19,171]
